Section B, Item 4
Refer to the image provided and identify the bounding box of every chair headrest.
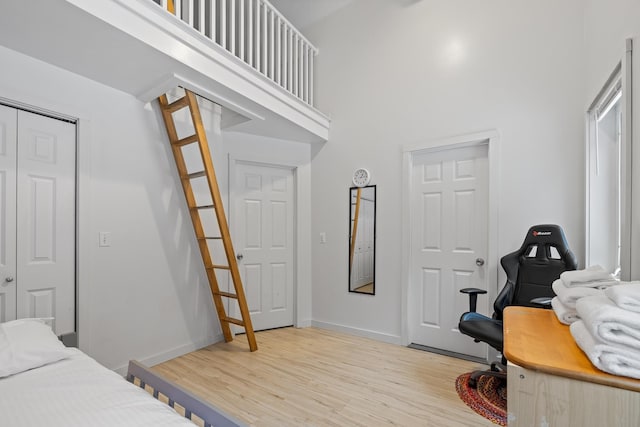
[514,224,575,264]
[520,224,571,251]
[500,224,577,283]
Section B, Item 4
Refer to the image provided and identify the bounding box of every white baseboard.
[296,319,312,328]
[112,333,224,376]
[311,320,402,346]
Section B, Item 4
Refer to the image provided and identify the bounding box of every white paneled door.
[233,162,294,331]
[409,144,488,357]
[0,105,76,335]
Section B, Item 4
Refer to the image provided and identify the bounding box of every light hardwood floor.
[153,327,495,426]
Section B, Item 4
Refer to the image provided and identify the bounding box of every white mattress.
[0,348,196,426]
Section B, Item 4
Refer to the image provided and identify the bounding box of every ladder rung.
[173,134,199,147]
[198,236,223,240]
[223,317,245,326]
[213,291,238,299]
[210,265,231,270]
[185,171,206,179]
[164,96,189,113]
[193,204,215,210]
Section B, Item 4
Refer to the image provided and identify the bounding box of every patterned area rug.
[455,372,507,426]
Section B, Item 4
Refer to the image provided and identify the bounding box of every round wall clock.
[352,168,371,187]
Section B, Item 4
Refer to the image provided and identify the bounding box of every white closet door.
[0,105,17,323]
[16,110,76,335]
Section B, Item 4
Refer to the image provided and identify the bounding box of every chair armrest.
[530,297,553,308]
[460,288,487,312]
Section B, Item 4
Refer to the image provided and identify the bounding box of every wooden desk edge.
[504,306,640,393]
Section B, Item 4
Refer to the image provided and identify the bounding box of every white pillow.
[0,318,74,378]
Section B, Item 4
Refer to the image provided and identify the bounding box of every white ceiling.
[270,0,354,30]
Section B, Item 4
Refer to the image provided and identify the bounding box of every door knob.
[5,276,14,282]
[236,253,243,261]
[475,258,485,267]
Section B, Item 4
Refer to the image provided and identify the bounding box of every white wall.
[584,0,640,279]
[0,45,259,372]
[306,0,586,342]
[0,43,313,371]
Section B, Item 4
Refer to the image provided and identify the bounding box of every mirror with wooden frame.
[349,185,376,294]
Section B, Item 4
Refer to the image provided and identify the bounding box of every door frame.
[228,155,305,328]
[401,130,500,356]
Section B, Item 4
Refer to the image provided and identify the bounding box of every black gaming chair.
[458,224,577,387]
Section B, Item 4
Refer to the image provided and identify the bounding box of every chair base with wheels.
[467,361,506,388]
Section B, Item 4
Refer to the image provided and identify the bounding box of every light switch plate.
[99,231,112,247]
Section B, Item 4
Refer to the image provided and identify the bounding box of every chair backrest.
[494,224,577,319]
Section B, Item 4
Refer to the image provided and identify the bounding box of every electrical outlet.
[320,232,326,244]
[99,232,112,247]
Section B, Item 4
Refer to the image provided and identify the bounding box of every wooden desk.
[504,306,640,426]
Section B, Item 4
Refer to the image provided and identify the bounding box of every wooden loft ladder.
[157,89,257,352]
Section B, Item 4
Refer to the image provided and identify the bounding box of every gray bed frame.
[126,360,246,427]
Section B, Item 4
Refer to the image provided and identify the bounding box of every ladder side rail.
[183,91,258,352]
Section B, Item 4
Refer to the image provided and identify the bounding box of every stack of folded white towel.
[551,265,619,325]
[570,283,640,379]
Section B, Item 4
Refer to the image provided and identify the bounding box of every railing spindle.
[268,10,275,80]
[299,37,304,99]
[230,0,236,55]
[175,0,182,19]
[198,0,205,35]
[282,26,287,88]
[303,46,309,102]
[247,0,253,66]
[276,18,281,85]
[239,0,245,61]
[287,29,293,92]
[294,35,299,97]
[255,0,261,71]
[220,0,226,49]
[309,50,314,105]
[300,44,305,101]
[186,0,194,26]
[261,3,267,75]
[210,0,217,43]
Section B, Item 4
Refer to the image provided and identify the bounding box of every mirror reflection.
[349,185,376,294]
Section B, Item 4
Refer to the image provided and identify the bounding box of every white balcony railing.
[153,0,318,106]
